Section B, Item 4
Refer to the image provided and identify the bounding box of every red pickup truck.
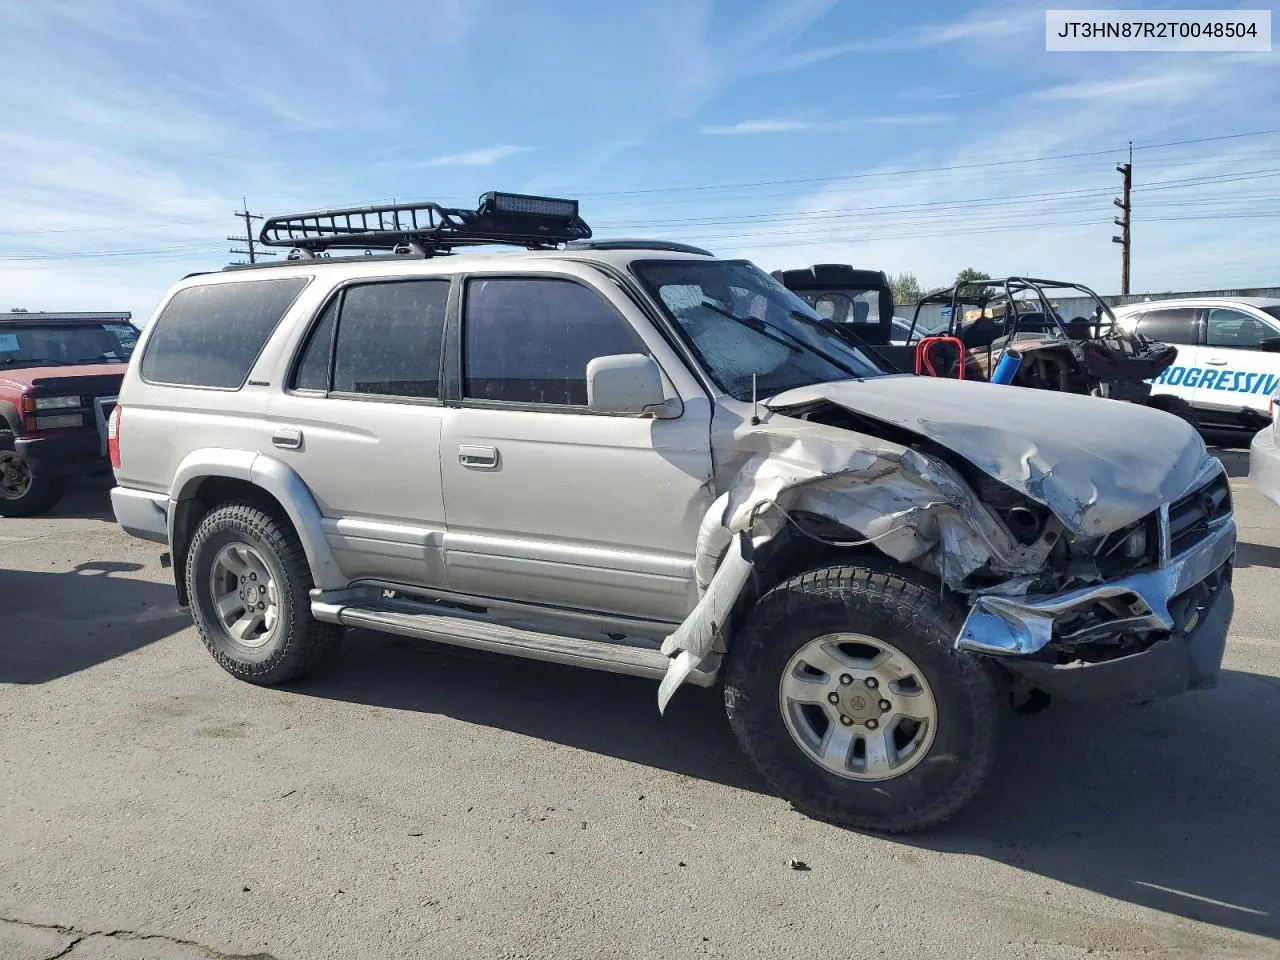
[0,312,138,516]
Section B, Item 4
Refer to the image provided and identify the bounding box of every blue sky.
[1,0,1277,321]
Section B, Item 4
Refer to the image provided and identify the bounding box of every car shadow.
[0,562,190,684]
[1207,444,1248,478]
[43,474,117,522]
[296,636,1280,940]
[886,668,1280,940]
[1235,541,1280,570]
[1204,430,1253,454]
[293,629,764,793]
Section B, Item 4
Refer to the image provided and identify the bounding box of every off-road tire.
[723,563,1002,833]
[186,500,343,685]
[0,435,66,517]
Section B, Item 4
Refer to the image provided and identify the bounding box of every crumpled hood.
[766,375,1209,537]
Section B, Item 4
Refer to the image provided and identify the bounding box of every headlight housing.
[1093,514,1158,573]
[33,395,80,411]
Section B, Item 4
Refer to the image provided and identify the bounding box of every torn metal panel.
[658,410,1053,710]
[767,375,1209,537]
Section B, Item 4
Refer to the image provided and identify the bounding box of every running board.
[311,601,718,687]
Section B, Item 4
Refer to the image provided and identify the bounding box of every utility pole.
[1112,142,1132,296]
[228,199,276,265]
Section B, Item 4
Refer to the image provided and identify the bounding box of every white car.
[1113,296,1280,432]
[1249,390,1280,507]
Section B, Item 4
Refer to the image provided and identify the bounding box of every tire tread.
[724,562,1001,833]
[186,500,342,685]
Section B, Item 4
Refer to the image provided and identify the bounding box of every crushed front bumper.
[955,473,1236,702]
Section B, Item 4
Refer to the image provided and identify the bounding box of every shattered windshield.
[633,259,883,401]
[0,322,138,366]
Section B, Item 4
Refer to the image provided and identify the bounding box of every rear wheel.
[0,440,66,517]
[186,501,343,685]
[723,564,1002,833]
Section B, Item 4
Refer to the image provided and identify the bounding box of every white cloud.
[770,4,1042,71]
[701,115,947,135]
[1033,71,1218,104]
[420,145,536,167]
[863,114,949,127]
[700,119,819,135]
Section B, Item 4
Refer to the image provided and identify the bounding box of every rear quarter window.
[140,277,309,388]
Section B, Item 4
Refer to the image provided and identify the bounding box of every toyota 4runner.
[108,193,1236,832]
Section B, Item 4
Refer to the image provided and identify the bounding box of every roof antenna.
[751,374,760,426]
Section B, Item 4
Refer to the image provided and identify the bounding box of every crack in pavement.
[0,916,279,960]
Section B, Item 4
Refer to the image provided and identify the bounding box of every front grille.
[1168,470,1231,556]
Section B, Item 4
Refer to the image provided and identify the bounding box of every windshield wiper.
[699,300,804,354]
[786,310,893,374]
[68,354,126,363]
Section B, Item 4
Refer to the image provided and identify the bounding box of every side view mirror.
[586,354,680,418]
[1260,337,1280,353]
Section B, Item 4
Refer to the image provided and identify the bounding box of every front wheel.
[0,442,66,517]
[723,564,1002,833]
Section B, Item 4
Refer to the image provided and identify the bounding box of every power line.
[562,128,1280,198]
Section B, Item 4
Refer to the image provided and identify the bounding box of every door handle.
[272,426,303,449]
[1204,358,1228,366]
[458,444,499,469]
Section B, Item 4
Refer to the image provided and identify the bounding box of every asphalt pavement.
[1,442,1277,960]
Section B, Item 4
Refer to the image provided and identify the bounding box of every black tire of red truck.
[0,433,67,517]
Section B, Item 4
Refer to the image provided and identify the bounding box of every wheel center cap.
[840,689,880,721]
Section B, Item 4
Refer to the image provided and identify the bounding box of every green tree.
[953,268,992,300]
[8,306,28,312]
[888,272,923,306]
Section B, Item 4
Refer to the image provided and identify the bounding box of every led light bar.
[481,192,578,218]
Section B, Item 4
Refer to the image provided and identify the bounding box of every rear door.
[438,271,713,623]
[266,278,451,586]
[1130,306,1202,407]
[1194,306,1280,421]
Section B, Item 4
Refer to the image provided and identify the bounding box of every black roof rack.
[565,238,715,257]
[258,191,591,259]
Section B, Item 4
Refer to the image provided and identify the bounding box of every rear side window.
[293,280,448,398]
[463,277,646,406]
[141,278,309,388]
[1134,307,1198,345]
[292,300,338,391]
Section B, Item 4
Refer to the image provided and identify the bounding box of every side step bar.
[312,601,718,687]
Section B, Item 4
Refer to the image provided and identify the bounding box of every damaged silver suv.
[109,194,1236,832]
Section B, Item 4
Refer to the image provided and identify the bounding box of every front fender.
[169,448,345,591]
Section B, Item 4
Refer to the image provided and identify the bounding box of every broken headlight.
[1093,514,1158,573]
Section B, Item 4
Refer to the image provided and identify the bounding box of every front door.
[439,274,713,623]
[1133,306,1202,407]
